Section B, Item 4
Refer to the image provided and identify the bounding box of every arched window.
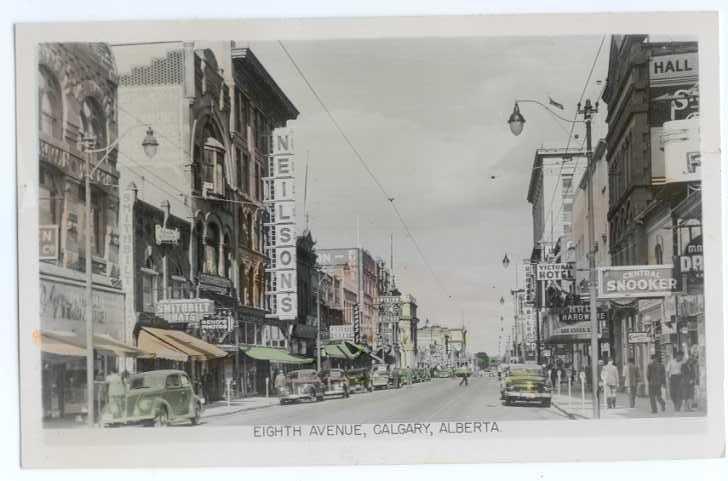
[655,243,664,265]
[39,66,63,139]
[205,222,220,275]
[247,266,255,306]
[195,122,226,195]
[245,213,253,250]
[80,97,106,149]
[195,221,205,274]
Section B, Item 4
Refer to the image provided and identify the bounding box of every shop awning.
[38,330,145,357]
[323,341,365,360]
[138,327,227,361]
[240,345,313,364]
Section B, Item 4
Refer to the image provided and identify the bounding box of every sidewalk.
[550,384,705,419]
[202,396,278,419]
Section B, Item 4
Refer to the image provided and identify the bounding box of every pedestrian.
[682,346,699,411]
[603,358,619,409]
[667,350,685,411]
[550,364,558,389]
[623,357,640,408]
[458,368,470,387]
[647,354,667,413]
[274,369,287,395]
[105,371,127,420]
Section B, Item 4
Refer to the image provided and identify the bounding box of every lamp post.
[507,98,600,418]
[81,125,158,427]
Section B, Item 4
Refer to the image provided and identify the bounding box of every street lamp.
[81,124,158,427]
[507,96,600,418]
[507,103,526,136]
[502,253,510,269]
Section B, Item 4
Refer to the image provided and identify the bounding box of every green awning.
[240,345,313,364]
[323,341,364,360]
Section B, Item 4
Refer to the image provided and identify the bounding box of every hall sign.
[536,263,573,281]
[597,265,678,299]
[649,53,698,86]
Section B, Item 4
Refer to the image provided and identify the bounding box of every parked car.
[421,368,432,381]
[279,369,325,404]
[398,368,414,386]
[501,363,552,407]
[345,368,372,393]
[370,364,396,390]
[436,367,454,378]
[454,366,473,378]
[101,369,204,427]
[320,369,350,398]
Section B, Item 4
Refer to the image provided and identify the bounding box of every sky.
[243,36,610,356]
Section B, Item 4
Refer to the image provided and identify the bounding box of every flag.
[549,96,565,110]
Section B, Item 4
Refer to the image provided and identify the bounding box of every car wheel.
[316,395,324,402]
[542,399,552,408]
[153,407,169,427]
[503,398,511,406]
[191,403,201,425]
[344,388,350,398]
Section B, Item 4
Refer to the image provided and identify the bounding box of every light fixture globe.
[141,127,159,159]
[508,103,525,136]
[502,253,510,269]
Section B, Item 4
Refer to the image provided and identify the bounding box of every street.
[204,376,568,426]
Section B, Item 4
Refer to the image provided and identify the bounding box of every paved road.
[204,375,569,426]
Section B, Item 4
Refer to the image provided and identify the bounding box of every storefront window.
[141,269,158,312]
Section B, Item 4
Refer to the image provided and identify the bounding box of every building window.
[223,232,232,280]
[242,153,250,194]
[141,269,158,313]
[170,275,188,299]
[39,166,63,226]
[39,66,63,139]
[562,177,573,193]
[234,91,242,133]
[235,148,243,191]
[80,97,107,151]
[195,122,226,195]
[195,221,205,274]
[204,222,220,275]
[655,243,664,264]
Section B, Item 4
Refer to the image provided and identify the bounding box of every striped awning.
[137,327,228,361]
[38,330,145,357]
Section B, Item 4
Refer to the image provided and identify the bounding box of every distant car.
[101,369,204,427]
[436,368,454,378]
[279,369,325,404]
[501,363,552,407]
[345,368,372,393]
[421,368,432,381]
[411,369,422,383]
[320,369,350,398]
[454,366,473,378]
[398,368,414,386]
[370,364,395,390]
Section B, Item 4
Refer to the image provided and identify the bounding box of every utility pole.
[84,151,95,428]
[579,98,600,419]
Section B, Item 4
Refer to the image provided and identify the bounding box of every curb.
[202,401,278,419]
[551,400,589,420]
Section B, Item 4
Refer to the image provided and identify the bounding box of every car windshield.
[509,368,543,377]
[289,370,318,381]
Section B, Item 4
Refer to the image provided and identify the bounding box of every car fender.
[153,398,174,419]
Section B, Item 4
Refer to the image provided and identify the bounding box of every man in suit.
[624,357,640,408]
[647,354,667,413]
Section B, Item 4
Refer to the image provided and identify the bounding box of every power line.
[277,40,457,304]
[546,35,606,245]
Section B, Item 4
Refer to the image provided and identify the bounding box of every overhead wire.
[277,40,457,304]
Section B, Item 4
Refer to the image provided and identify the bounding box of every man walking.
[667,350,685,411]
[647,354,666,413]
[624,357,640,408]
[603,358,619,409]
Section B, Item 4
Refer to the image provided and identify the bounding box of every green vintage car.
[101,370,204,427]
[398,368,414,386]
[370,364,396,390]
[454,366,473,377]
[436,367,454,378]
[501,363,552,407]
[345,368,372,393]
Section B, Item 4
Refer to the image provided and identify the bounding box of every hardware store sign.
[597,265,678,299]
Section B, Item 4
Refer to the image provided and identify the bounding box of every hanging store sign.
[649,53,698,87]
[677,236,703,289]
[524,263,536,305]
[628,332,651,344]
[558,303,608,324]
[155,225,180,245]
[264,128,297,320]
[597,265,679,299]
[352,303,361,344]
[536,263,574,281]
[39,225,59,261]
[200,316,232,331]
[156,298,215,325]
[330,325,354,341]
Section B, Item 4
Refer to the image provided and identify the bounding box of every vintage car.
[101,369,204,427]
[345,368,372,393]
[398,368,414,386]
[370,364,395,390]
[279,369,325,404]
[454,366,473,378]
[436,367,454,378]
[501,363,552,407]
[320,369,350,398]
